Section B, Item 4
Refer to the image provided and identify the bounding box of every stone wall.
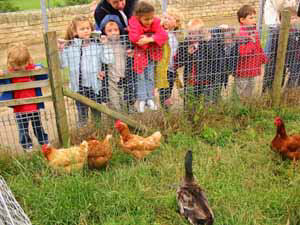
[0,0,259,62]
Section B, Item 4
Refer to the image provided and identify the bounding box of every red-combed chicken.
[114,120,161,159]
[271,117,300,161]
[42,141,89,173]
[87,134,112,169]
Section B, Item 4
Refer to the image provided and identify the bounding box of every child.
[158,9,181,110]
[0,43,48,150]
[236,5,267,98]
[99,15,126,111]
[58,15,114,127]
[174,18,228,105]
[128,1,168,113]
[284,8,300,88]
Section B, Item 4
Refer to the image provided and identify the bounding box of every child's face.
[75,21,92,40]
[105,22,120,40]
[162,14,177,31]
[139,12,154,28]
[240,14,256,26]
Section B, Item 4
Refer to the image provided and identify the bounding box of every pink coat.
[236,25,268,77]
[128,16,168,74]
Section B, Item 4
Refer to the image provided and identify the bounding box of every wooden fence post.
[44,31,70,147]
[272,10,291,107]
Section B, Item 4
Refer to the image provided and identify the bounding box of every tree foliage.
[0,0,19,12]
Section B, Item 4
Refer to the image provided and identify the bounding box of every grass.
[13,0,91,11]
[1,99,300,225]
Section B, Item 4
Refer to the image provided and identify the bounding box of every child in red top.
[128,1,168,112]
[236,5,267,98]
[5,43,48,150]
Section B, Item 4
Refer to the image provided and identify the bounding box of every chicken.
[114,120,161,159]
[271,117,300,161]
[41,141,89,173]
[177,150,214,225]
[87,134,113,169]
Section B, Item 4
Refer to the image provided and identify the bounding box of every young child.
[99,15,126,111]
[158,9,181,110]
[236,5,267,98]
[58,15,114,127]
[0,43,48,150]
[174,18,228,105]
[283,8,300,88]
[128,1,168,113]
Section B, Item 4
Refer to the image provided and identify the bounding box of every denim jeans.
[136,61,155,101]
[76,86,101,127]
[263,26,279,91]
[15,111,48,149]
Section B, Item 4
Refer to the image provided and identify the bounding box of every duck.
[176,150,214,225]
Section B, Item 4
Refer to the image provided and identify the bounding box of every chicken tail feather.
[185,150,194,182]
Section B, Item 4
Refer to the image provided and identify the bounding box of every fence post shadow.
[44,31,70,147]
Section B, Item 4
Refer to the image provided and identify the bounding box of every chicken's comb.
[115,119,122,128]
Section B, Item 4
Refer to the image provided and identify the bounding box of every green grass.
[13,0,91,10]
[1,101,300,225]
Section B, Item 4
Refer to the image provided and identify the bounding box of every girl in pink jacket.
[128,1,168,112]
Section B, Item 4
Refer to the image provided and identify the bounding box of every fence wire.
[1,24,300,151]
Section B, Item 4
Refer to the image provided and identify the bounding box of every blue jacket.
[0,64,48,109]
[59,38,114,94]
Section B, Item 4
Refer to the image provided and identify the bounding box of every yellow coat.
[155,43,171,89]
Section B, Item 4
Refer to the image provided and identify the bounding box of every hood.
[99,14,125,35]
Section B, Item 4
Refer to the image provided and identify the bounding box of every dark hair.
[237,5,256,23]
[134,1,155,16]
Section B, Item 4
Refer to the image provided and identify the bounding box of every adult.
[94,0,138,34]
[94,0,138,112]
[263,0,297,90]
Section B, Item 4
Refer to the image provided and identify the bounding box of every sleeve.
[59,49,69,69]
[99,45,114,65]
[128,18,143,43]
[173,41,189,71]
[264,0,280,26]
[239,41,257,56]
[94,4,106,27]
[152,19,168,47]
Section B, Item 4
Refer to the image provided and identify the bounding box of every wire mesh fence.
[1,21,300,151]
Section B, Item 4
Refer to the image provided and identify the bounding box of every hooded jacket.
[94,0,137,34]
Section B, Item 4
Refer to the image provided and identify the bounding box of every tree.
[0,0,19,12]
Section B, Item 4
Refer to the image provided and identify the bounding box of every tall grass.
[1,100,300,225]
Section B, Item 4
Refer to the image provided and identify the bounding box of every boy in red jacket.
[236,5,267,98]
[3,43,48,150]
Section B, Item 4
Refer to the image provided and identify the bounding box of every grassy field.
[0,99,300,225]
[12,0,87,10]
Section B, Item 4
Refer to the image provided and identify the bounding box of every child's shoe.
[147,99,158,110]
[138,101,146,113]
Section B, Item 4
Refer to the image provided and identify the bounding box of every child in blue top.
[58,15,114,127]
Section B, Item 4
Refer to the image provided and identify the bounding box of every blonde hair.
[162,8,182,30]
[7,43,32,70]
[64,15,94,41]
[187,18,204,31]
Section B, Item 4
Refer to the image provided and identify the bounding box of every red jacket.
[128,16,168,74]
[10,64,38,113]
[236,25,268,77]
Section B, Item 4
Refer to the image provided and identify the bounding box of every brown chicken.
[87,134,112,169]
[114,120,161,159]
[271,117,300,161]
[42,141,89,173]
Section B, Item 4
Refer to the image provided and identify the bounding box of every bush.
[0,0,19,12]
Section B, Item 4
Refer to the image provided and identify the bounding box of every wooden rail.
[0,95,52,107]
[0,68,49,80]
[0,80,49,92]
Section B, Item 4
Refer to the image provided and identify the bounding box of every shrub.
[0,0,19,12]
